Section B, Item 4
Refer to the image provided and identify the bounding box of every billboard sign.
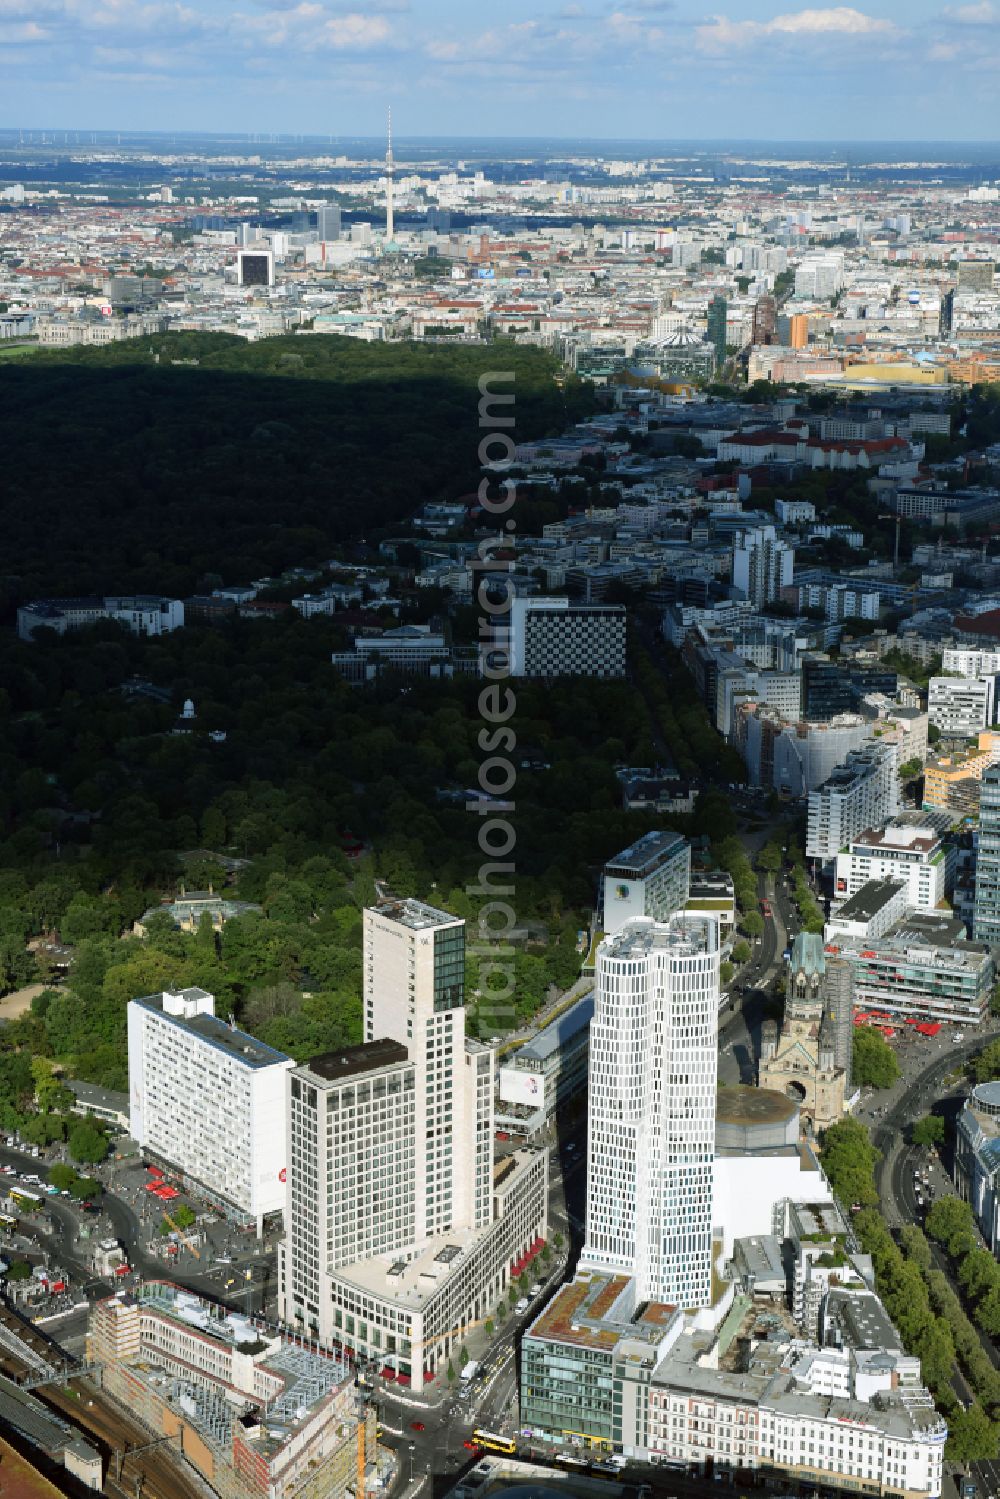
[498,1068,544,1108]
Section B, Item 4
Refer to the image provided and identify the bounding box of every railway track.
[0,1298,209,1499]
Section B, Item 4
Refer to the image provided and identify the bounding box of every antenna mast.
[385,107,394,242]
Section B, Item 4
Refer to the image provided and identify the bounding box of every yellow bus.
[473,1431,516,1455]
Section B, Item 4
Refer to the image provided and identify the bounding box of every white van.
[514,1298,530,1315]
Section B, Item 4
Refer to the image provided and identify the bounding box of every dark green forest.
[0,330,747,1140]
[0,332,592,606]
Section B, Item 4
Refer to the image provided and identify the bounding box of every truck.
[460,1361,480,1383]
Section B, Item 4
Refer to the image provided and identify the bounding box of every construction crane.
[354,1380,368,1499]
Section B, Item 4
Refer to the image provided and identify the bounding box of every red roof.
[955,610,1000,639]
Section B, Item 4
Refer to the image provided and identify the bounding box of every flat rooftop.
[331,1152,542,1311]
[373,897,461,931]
[716,1086,798,1127]
[604,829,687,878]
[302,1039,410,1084]
[510,995,594,1066]
[850,822,941,854]
[834,879,905,922]
[135,993,292,1070]
[525,1270,677,1354]
[601,913,717,960]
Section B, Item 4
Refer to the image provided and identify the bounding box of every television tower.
[385,107,394,242]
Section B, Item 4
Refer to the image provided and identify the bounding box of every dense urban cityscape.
[1,106,1000,1499]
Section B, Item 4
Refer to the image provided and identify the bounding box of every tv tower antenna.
[385,106,394,242]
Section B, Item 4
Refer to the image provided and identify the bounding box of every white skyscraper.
[127,987,293,1232]
[582,914,720,1308]
[732,525,794,607]
[363,897,492,1237]
[279,897,547,1388]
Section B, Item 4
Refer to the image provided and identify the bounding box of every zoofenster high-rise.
[582,914,720,1309]
[363,897,493,1239]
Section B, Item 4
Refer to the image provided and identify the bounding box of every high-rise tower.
[385,107,394,241]
[582,913,720,1309]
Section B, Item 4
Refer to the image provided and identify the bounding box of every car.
[410,1421,425,1433]
[463,1440,481,1452]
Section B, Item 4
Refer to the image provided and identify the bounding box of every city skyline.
[2,0,1000,142]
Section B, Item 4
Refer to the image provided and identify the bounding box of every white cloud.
[697,5,896,50]
[944,0,997,20]
[0,20,48,38]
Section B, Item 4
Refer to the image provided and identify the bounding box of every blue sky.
[2,0,999,141]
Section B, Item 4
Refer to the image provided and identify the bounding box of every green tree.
[484,1319,494,1337]
[4,1260,31,1281]
[946,1402,998,1462]
[898,1224,932,1271]
[925,1197,975,1255]
[67,1120,110,1165]
[447,1360,456,1382]
[756,843,782,875]
[720,960,735,985]
[732,940,752,965]
[741,911,764,939]
[69,1176,100,1200]
[820,1118,880,1207]
[47,1163,78,1192]
[912,1115,945,1147]
[852,1027,900,1089]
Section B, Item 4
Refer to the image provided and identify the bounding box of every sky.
[2,0,999,142]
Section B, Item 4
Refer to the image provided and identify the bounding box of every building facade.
[842,914,994,1028]
[928,676,996,738]
[601,831,691,938]
[732,526,795,608]
[127,988,293,1230]
[509,597,627,678]
[279,898,548,1389]
[806,744,898,864]
[582,914,719,1308]
[954,1082,1000,1254]
[496,994,593,1138]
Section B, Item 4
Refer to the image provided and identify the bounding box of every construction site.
[87,1281,377,1499]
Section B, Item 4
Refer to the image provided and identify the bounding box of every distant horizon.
[2,0,997,142]
[2,129,1000,148]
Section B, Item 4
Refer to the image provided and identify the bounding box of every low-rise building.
[495,994,593,1137]
[839,913,994,1028]
[17,595,184,641]
[923,730,1000,816]
[826,880,908,944]
[833,815,954,913]
[89,1283,369,1499]
[521,1268,946,1497]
